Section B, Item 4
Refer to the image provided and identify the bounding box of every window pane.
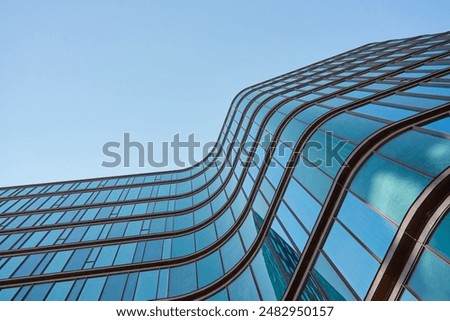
[323,223,379,299]
[408,250,450,300]
[350,155,431,224]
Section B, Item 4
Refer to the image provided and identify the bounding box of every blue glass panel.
[143,240,163,261]
[121,273,138,300]
[44,251,73,274]
[24,283,52,300]
[206,289,229,301]
[300,276,327,301]
[94,245,119,268]
[353,103,416,121]
[215,210,234,238]
[124,221,142,237]
[0,287,19,300]
[101,274,128,300]
[422,116,450,135]
[337,193,396,259]
[428,211,450,261]
[321,113,385,144]
[312,253,357,300]
[283,178,321,231]
[108,222,127,238]
[293,161,333,204]
[379,130,450,177]
[46,281,74,301]
[350,155,431,224]
[240,213,259,250]
[172,234,195,258]
[228,268,260,301]
[399,289,418,301]
[114,243,137,265]
[276,202,309,251]
[323,223,379,298]
[195,224,217,251]
[379,94,446,109]
[404,85,450,97]
[251,247,280,300]
[169,263,197,297]
[64,248,90,271]
[134,271,158,300]
[66,226,88,243]
[78,277,106,301]
[220,233,244,272]
[197,251,224,288]
[408,250,450,300]
[82,225,103,241]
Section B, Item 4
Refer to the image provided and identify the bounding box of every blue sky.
[1,0,450,187]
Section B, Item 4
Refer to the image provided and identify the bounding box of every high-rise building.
[0,31,449,301]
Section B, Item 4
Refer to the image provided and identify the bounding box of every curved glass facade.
[0,31,449,301]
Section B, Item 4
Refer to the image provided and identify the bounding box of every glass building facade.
[0,31,449,301]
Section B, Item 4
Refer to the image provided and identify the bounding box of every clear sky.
[1,0,450,187]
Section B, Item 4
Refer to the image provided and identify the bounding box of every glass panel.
[379,130,450,177]
[134,271,158,300]
[408,250,450,300]
[422,116,450,135]
[350,155,431,224]
[228,268,260,301]
[323,222,379,299]
[169,263,197,297]
[353,103,416,121]
[283,179,321,231]
[197,251,224,288]
[337,193,396,259]
[311,253,357,301]
[78,277,106,301]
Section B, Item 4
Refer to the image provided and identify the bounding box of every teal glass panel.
[408,250,450,300]
[293,161,333,204]
[379,130,450,177]
[300,276,327,301]
[350,155,431,224]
